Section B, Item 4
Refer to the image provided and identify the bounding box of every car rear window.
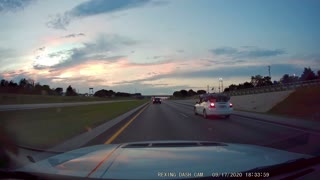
[209,96,229,102]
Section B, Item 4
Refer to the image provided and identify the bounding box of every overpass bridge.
[143,95,172,99]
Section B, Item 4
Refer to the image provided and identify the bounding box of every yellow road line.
[104,104,149,144]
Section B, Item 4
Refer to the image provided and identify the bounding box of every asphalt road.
[0,100,134,111]
[86,100,320,156]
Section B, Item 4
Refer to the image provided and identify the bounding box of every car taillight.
[229,103,233,107]
[210,103,215,108]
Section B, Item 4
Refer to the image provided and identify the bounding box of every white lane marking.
[180,113,188,118]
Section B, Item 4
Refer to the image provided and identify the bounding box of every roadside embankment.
[230,90,294,113]
[268,86,320,121]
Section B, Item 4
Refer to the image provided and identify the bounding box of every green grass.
[0,93,136,105]
[268,86,320,121]
[0,100,148,149]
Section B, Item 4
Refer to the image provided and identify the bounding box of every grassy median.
[0,93,136,105]
[0,100,148,149]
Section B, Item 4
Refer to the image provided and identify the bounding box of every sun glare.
[35,55,61,67]
[79,64,106,76]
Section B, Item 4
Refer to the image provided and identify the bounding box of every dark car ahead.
[153,98,161,104]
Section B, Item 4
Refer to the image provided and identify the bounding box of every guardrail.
[224,79,320,96]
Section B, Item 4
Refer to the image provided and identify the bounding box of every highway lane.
[87,100,320,155]
[0,100,134,111]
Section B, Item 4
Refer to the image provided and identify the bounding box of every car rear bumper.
[206,108,233,116]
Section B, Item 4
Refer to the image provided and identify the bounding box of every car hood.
[18,141,311,179]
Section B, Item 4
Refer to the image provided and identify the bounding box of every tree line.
[224,67,319,92]
[172,89,207,97]
[0,77,84,96]
[173,67,320,97]
[0,78,140,97]
[93,89,142,98]
[0,78,67,95]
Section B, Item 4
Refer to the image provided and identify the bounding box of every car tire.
[194,107,198,115]
[203,110,207,119]
[225,115,230,119]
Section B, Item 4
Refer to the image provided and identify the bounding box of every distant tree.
[0,79,8,87]
[42,85,51,91]
[26,78,35,88]
[94,89,115,97]
[188,89,197,96]
[280,74,299,84]
[251,75,263,87]
[224,88,230,92]
[173,91,182,97]
[19,78,28,88]
[238,83,245,90]
[317,70,320,79]
[180,90,188,97]
[54,87,63,95]
[196,90,206,94]
[251,75,272,87]
[8,81,18,87]
[66,85,77,96]
[94,89,106,97]
[115,92,131,97]
[34,82,41,88]
[108,90,116,96]
[280,74,290,84]
[237,82,254,90]
[262,76,273,86]
[291,75,297,82]
[243,82,254,89]
[300,67,316,81]
[228,84,238,91]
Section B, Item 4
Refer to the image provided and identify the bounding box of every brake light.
[210,102,215,108]
[229,103,233,107]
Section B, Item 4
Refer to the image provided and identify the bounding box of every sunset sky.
[0,0,319,95]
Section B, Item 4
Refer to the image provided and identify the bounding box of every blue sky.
[0,0,319,95]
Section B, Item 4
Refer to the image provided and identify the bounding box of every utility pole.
[268,65,271,78]
[207,85,209,93]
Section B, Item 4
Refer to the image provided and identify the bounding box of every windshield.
[1,0,320,179]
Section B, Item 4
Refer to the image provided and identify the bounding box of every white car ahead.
[194,93,233,119]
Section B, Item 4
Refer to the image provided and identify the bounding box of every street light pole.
[218,78,223,93]
[221,78,223,92]
[268,65,271,78]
